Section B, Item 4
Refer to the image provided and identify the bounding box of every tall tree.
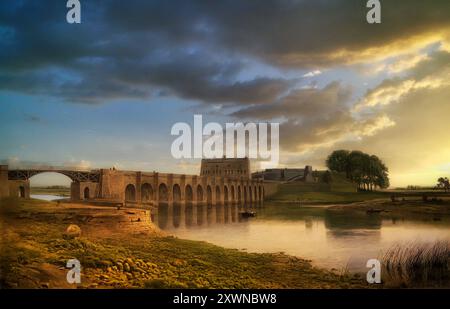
[326,150,389,191]
[437,177,449,192]
[326,150,350,177]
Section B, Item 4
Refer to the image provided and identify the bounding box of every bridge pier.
[0,165,30,198]
[71,181,99,201]
[10,180,30,198]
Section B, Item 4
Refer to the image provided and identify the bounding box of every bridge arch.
[19,186,25,198]
[206,185,212,204]
[158,183,168,202]
[141,183,153,202]
[26,171,80,200]
[185,185,193,202]
[215,185,221,204]
[224,186,229,203]
[11,169,99,183]
[83,187,90,199]
[196,185,204,202]
[173,184,181,202]
[125,184,136,202]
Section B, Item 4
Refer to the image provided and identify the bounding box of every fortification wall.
[0,165,9,198]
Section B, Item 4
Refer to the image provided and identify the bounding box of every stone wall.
[262,181,279,198]
[9,179,30,198]
[200,157,250,179]
[0,165,9,198]
[71,181,99,201]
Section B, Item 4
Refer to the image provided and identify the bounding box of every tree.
[325,150,389,191]
[326,150,350,177]
[437,177,449,192]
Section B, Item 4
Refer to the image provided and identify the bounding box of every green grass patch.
[270,189,389,204]
[30,186,70,197]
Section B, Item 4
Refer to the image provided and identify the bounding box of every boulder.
[64,224,82,239]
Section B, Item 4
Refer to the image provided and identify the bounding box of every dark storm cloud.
[1,0,450,104]
[0,1,292,104]
[232,82,355,151]
[104,0,450,66]
[233,82,352,120]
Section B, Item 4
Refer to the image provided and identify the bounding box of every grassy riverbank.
[30,186,70,197]
[327,197,450,219]
[0,198,367,289]
[269,190,390,204]
[267,176,388,204]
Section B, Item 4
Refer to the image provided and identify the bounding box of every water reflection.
[154,202,262,230]
[152,203,450,272]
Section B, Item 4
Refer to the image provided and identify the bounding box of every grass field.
[30,186,70,197]
[269,190,390,204]
[268,174,389,204]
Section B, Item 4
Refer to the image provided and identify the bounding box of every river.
[152,202,450,273]
[29,195,450,273]
[30,194,66,201]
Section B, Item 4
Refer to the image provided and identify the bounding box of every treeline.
[437,177,449,192]
[326,150,389,191]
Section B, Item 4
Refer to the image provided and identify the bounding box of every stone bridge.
[0,165,264,205]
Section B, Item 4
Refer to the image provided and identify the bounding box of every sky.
[1,0,450,187]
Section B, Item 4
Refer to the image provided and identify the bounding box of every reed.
[381,241,450,287]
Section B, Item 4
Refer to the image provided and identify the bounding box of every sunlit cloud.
[371,53,430,75]
[303,70,322,78]
[355,115,396,137]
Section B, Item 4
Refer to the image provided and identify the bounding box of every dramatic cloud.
[232,82,395,153]
[356,50,450,109]
[104,0,450,67]
[2,0,450,105]
[0,157,91,170]
[273,50,450,186]
[233,82,351,120]
[1,1,450,187]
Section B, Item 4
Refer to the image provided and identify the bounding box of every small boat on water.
[239,210,256,218]
[366,208,384,214]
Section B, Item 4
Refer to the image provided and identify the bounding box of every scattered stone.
[63,224,81,239]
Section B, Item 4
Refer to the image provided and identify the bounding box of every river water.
[30,194,65,201]
[152,202,450,273]
[29,195,450,273]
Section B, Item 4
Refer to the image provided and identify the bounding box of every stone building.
[200,157,250,179]
[252,166,314,182]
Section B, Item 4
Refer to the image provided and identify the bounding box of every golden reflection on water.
[153,203,450,272]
